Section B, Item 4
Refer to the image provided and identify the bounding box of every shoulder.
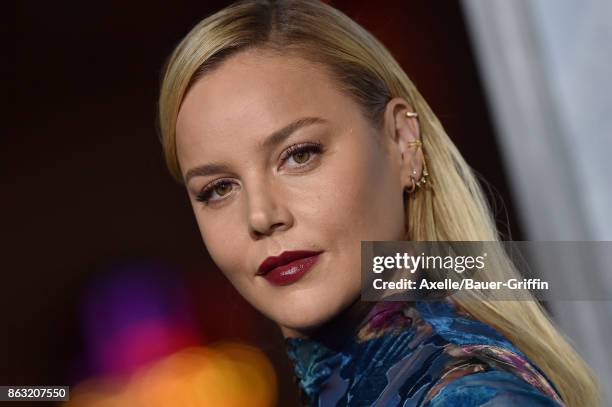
[422,370,564,407]
[410,301,565,406]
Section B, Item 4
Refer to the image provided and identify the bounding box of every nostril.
[270,222,284,232]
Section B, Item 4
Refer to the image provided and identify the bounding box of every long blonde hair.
[157,1,600,405]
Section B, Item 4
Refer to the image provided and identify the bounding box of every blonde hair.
[157,1,600,405]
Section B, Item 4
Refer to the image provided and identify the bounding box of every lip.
[257,250,323,286]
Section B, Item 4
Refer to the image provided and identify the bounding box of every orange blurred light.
[66,342,277,407]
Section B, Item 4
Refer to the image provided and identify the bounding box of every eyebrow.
[184,116,327,184]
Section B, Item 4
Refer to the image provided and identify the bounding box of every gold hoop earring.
[403,183,414,203]
[406,172,417,194]
[404,165,431,201]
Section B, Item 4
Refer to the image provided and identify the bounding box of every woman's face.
[176,49,416,335]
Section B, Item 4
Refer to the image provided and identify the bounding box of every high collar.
[284,301,417,402]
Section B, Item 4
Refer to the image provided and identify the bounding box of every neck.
[280,297,377,350]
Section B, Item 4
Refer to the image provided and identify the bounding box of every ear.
[383,97,424,189]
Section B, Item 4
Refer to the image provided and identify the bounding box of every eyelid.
[195,140,325,205]
[195,178,235,204]
[278,141,324,166]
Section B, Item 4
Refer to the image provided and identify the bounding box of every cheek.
[193,210,246,281]
[320,140,401,239]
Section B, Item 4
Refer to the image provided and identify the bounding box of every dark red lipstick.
[257,250,323,286]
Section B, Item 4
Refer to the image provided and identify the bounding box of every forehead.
[175,49,355,156]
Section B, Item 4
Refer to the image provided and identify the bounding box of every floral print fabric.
[285,300,564,406]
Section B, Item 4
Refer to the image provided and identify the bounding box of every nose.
[245,178,292,239]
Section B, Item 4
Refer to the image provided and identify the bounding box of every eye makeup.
[195,142,325,205]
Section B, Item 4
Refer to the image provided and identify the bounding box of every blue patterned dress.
[285,300,565,406]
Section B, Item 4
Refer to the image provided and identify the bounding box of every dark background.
[3,1,522,405]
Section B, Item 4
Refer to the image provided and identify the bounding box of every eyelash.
[195,142,324,204]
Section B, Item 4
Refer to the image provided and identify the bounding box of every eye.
[195,179,235,205]
[280,142,324,169]
[195,142,324,206]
